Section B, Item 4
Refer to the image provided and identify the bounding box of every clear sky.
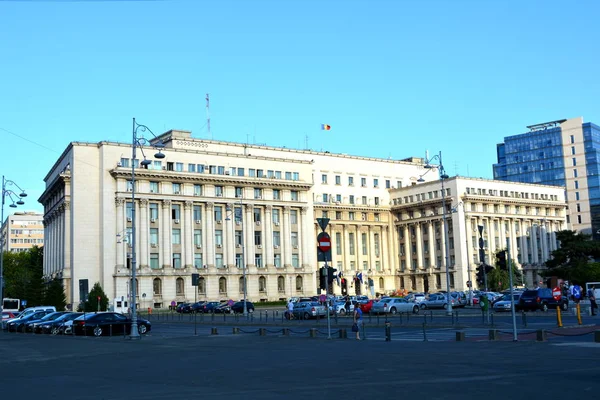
[1,0,599,214]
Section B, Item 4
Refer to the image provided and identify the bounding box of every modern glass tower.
[494,117,600,239]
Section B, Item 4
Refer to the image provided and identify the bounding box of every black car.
[6,311,54,332]
[38,312,83,334]
[189,301,206,313]
[214,303,232,314]
[201,301,222,313]
[176,303,191,313]
[25,311,70,332]
[518,289,569,312]
[72,312,152,336]
[231,301,255,314]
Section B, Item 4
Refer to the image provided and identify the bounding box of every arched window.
[219,277,227,294]
[379,277,384,289]
[176,277,184,296]
[239,276,245,293]
[277,276,285,293]
[259,276,267,292]
[295,275,303,292]
[153,278,162,295]
[198,277,206,294]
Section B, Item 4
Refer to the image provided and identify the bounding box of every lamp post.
[0,176,27,317]
[116,229,131,309]
[226,199,247,316]
[418,151,453,315]
[129,118,165,339]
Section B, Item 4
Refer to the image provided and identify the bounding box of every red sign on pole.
[317,232,331,252]
[552,287,562,301]
[97,296,101,301]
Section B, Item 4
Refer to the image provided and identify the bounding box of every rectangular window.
[576,192,580,201]
[362,233,367,255]
[322,193,328,202]
[249,169,256,177]
[321,174,328,184]
[272,209,280,224]
[570,135,575,144]
[291,232,298,247]
[126,202,133,220]
[571,146,576,155]
[292,172,299,181]
[254,231,262,245]
[194,184,202,196]
[188,163,196,173]
[336,194,342,202]
[150,228,159,245]
[254,188,262,199]
[253,208,261,223]
[235,230,243,246]
[285,171,292,180]
[267,170,274,178]
[215,186,224,196]
[194,254,203,269]
[322,211,328,218]
[172,229,181,245]
[374,233,380,256]
[254,254,263,268]
[153,161,162,170]
[349,195,355,205]
[235,254,243,268]
[194,229,202,246]
[218,166,225,175]
[348,176,354,186]
[336,232,342,255]
[574,169,578,178]
[273,231,281,246]
[149,181,159,193]
[385,179,391,189]
[362,196,367,205]
[214,206,223,222]
[336,211,342,220]
[215,230,223,246]
[120,157,130,167]
[215,254,224,269]
[290,210,298,224]
[575,181,579,189]
[150,254,159,269]
[149,203,159,220]
[171,204,181,220]
[257,169,264,178]
[175,162,183,172]
[361,177,367,187]
[173,253,182,269]
[274,254,281,267]
[373,178,379,188]
[275,171,281,179]
[291,254,299,268]
[349,233,355,255]
[235,187,243,198]
[290,191,299,201]
[374,197,379,205]
[349,212,355,220]
[193,206,202,221]
[273,189,281,200]
[172,183,182,194]
[335,175,341,185]
[238,168,245,176]
[572,158,577,166]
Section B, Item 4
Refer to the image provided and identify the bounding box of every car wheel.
[413,306,420,314]
[93,326,103,337]
[390,307,397,315]
[51,327,60,335]
[304,312,310,320]
[420,304,427,310]
[138,324,148,334]
[541,303,549,312]
[561,302,568,311]
[443,303,448,310]
[340,309,346,315]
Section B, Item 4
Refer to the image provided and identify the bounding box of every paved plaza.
[1,329,599,400]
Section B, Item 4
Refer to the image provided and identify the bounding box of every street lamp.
[116,229,132,309]
[225,199,248,316]
[129,118,165,339]
[417,151,453,315]
[0,176,27,317]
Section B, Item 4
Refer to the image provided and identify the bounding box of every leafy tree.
[543,230,600,284]
[44,278,67,311]
[82,282,109,312]
[2,246,45,306]
[486,263,523,291]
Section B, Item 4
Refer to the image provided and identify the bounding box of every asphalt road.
[1,329,599,400]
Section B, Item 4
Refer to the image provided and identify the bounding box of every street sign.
[552,286,562,301]
[317,232,331,252]
[316,218,330,232]
[192,273,200,286]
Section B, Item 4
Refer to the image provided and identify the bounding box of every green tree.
[44,278,67,311]
[543,230,600,284]
[2,246,45,306]
[486,265,524,291]
[82,283,109,312]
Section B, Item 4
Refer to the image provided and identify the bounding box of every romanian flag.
[321,124,331,131]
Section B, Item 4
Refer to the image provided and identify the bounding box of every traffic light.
[497,250,507,271]
[485,264,494,274]
[476,265,485,286]
[341,278,348,295]
[327,268,337,284]
[319,267,326,291]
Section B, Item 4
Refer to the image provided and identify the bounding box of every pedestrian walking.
[287,299,295,320]
[353,306,363,340]
[588,285,597,316]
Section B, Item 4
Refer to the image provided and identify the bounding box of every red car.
[359,300,374,313]
[2,311,18,321]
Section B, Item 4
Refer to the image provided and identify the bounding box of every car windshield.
[40,312,63,321]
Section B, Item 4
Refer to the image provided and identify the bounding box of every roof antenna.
[206,93,211,140]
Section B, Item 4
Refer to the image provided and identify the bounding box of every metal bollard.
[430,310,433,323]
[309,328,317,338]
[556,307,563,328]
[488,329,499,341]
[536,329,546,342]
[259,328,266,336]
[233,327,240,334]
[576,303,583,325]
[456,331,465,341]
[521,311,527,327]
[211,327,218,335]
[385,322,391,342]
[283,328,290,336]
[490,313,495,327]
[594,330,600,343]
[339,328,347,339]
[422,322,427,342]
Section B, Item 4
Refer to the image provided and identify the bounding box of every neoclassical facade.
[390,177,568,293]
[38,129,435,307]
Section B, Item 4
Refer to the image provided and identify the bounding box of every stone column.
[381,225,389,272]
[300,207,310,268]
[509,219,518,263]
[357,227,365,271]
[415,223,423,269]
[403,225,410,270]
[161,200,172,268]
[464,217,473,272]
[139,199,149,268]
[427,221,435,268]
[488,218,496,254]
[184,200,193,268]
[282,206,291,267]
[344,225,352,271]
[244,204,255,266]
[205,202,215,268]
[264,205,274,267]
[225,202,234,268]
[531,223,539,264]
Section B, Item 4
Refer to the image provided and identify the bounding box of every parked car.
[5,311,54,332]
[404,292,426,304]
[231,301,255,314]
[518,289,569,312]
[2,311,18,321]
[420,293,452,310]
[72,312,152,336]
[450,292,468,308]
[200,301,222,313]
[359,300,375,313]
[291,301,327,319]
[176,303,191,313]
[492,293,522,312]
[214,303,232,314]
[372,298,420,314]
[25,311,70,332]
[189,301,207,313]
[39,312,83,334]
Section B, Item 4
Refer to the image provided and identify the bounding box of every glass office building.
[494,117,600,238]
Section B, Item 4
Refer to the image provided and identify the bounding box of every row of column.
[401,220,447,270]
[325,223,391,273]
[115,198,312,270]
[43,201,70,278]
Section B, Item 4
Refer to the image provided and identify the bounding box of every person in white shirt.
[287,300,295,320]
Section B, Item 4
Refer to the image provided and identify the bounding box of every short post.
[385,321,391,342]
[422,322,428,342]
[339,328,347,339]
[259,328,266,336]
[521,311,527,327]
[576,303,583,325]
[488,329,499,341]
[594,330,600,343]
[309,328,317,338]
[556,306,563,328]
[283,328,290,336]
[232,327,239,334]
[490,313,495,327]
[456,331,465,341]
[536,329,546,342]
[211,327,218,335]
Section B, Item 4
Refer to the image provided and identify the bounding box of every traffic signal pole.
[316,218,332,340]
[506,238,518,341]
[324,260,331,340]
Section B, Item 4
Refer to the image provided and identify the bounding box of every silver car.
[492,293,521,312]
[292,302,327,319]
[420,293,451,309]
[371,298,420,314]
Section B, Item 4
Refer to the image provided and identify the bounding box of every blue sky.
[1,0,600,214]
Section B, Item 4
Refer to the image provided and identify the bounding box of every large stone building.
[38,129,437,308]
[493,117,600,238]
[390,177,568,292]
[1,211,44,253]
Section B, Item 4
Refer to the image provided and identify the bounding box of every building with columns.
[390,177,568,293]
[38,129,435,308]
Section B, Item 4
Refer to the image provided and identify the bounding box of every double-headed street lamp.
[418,151,453,315]
[129,118,165,339]
[225,200,248,316]
[0,176,28,317]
